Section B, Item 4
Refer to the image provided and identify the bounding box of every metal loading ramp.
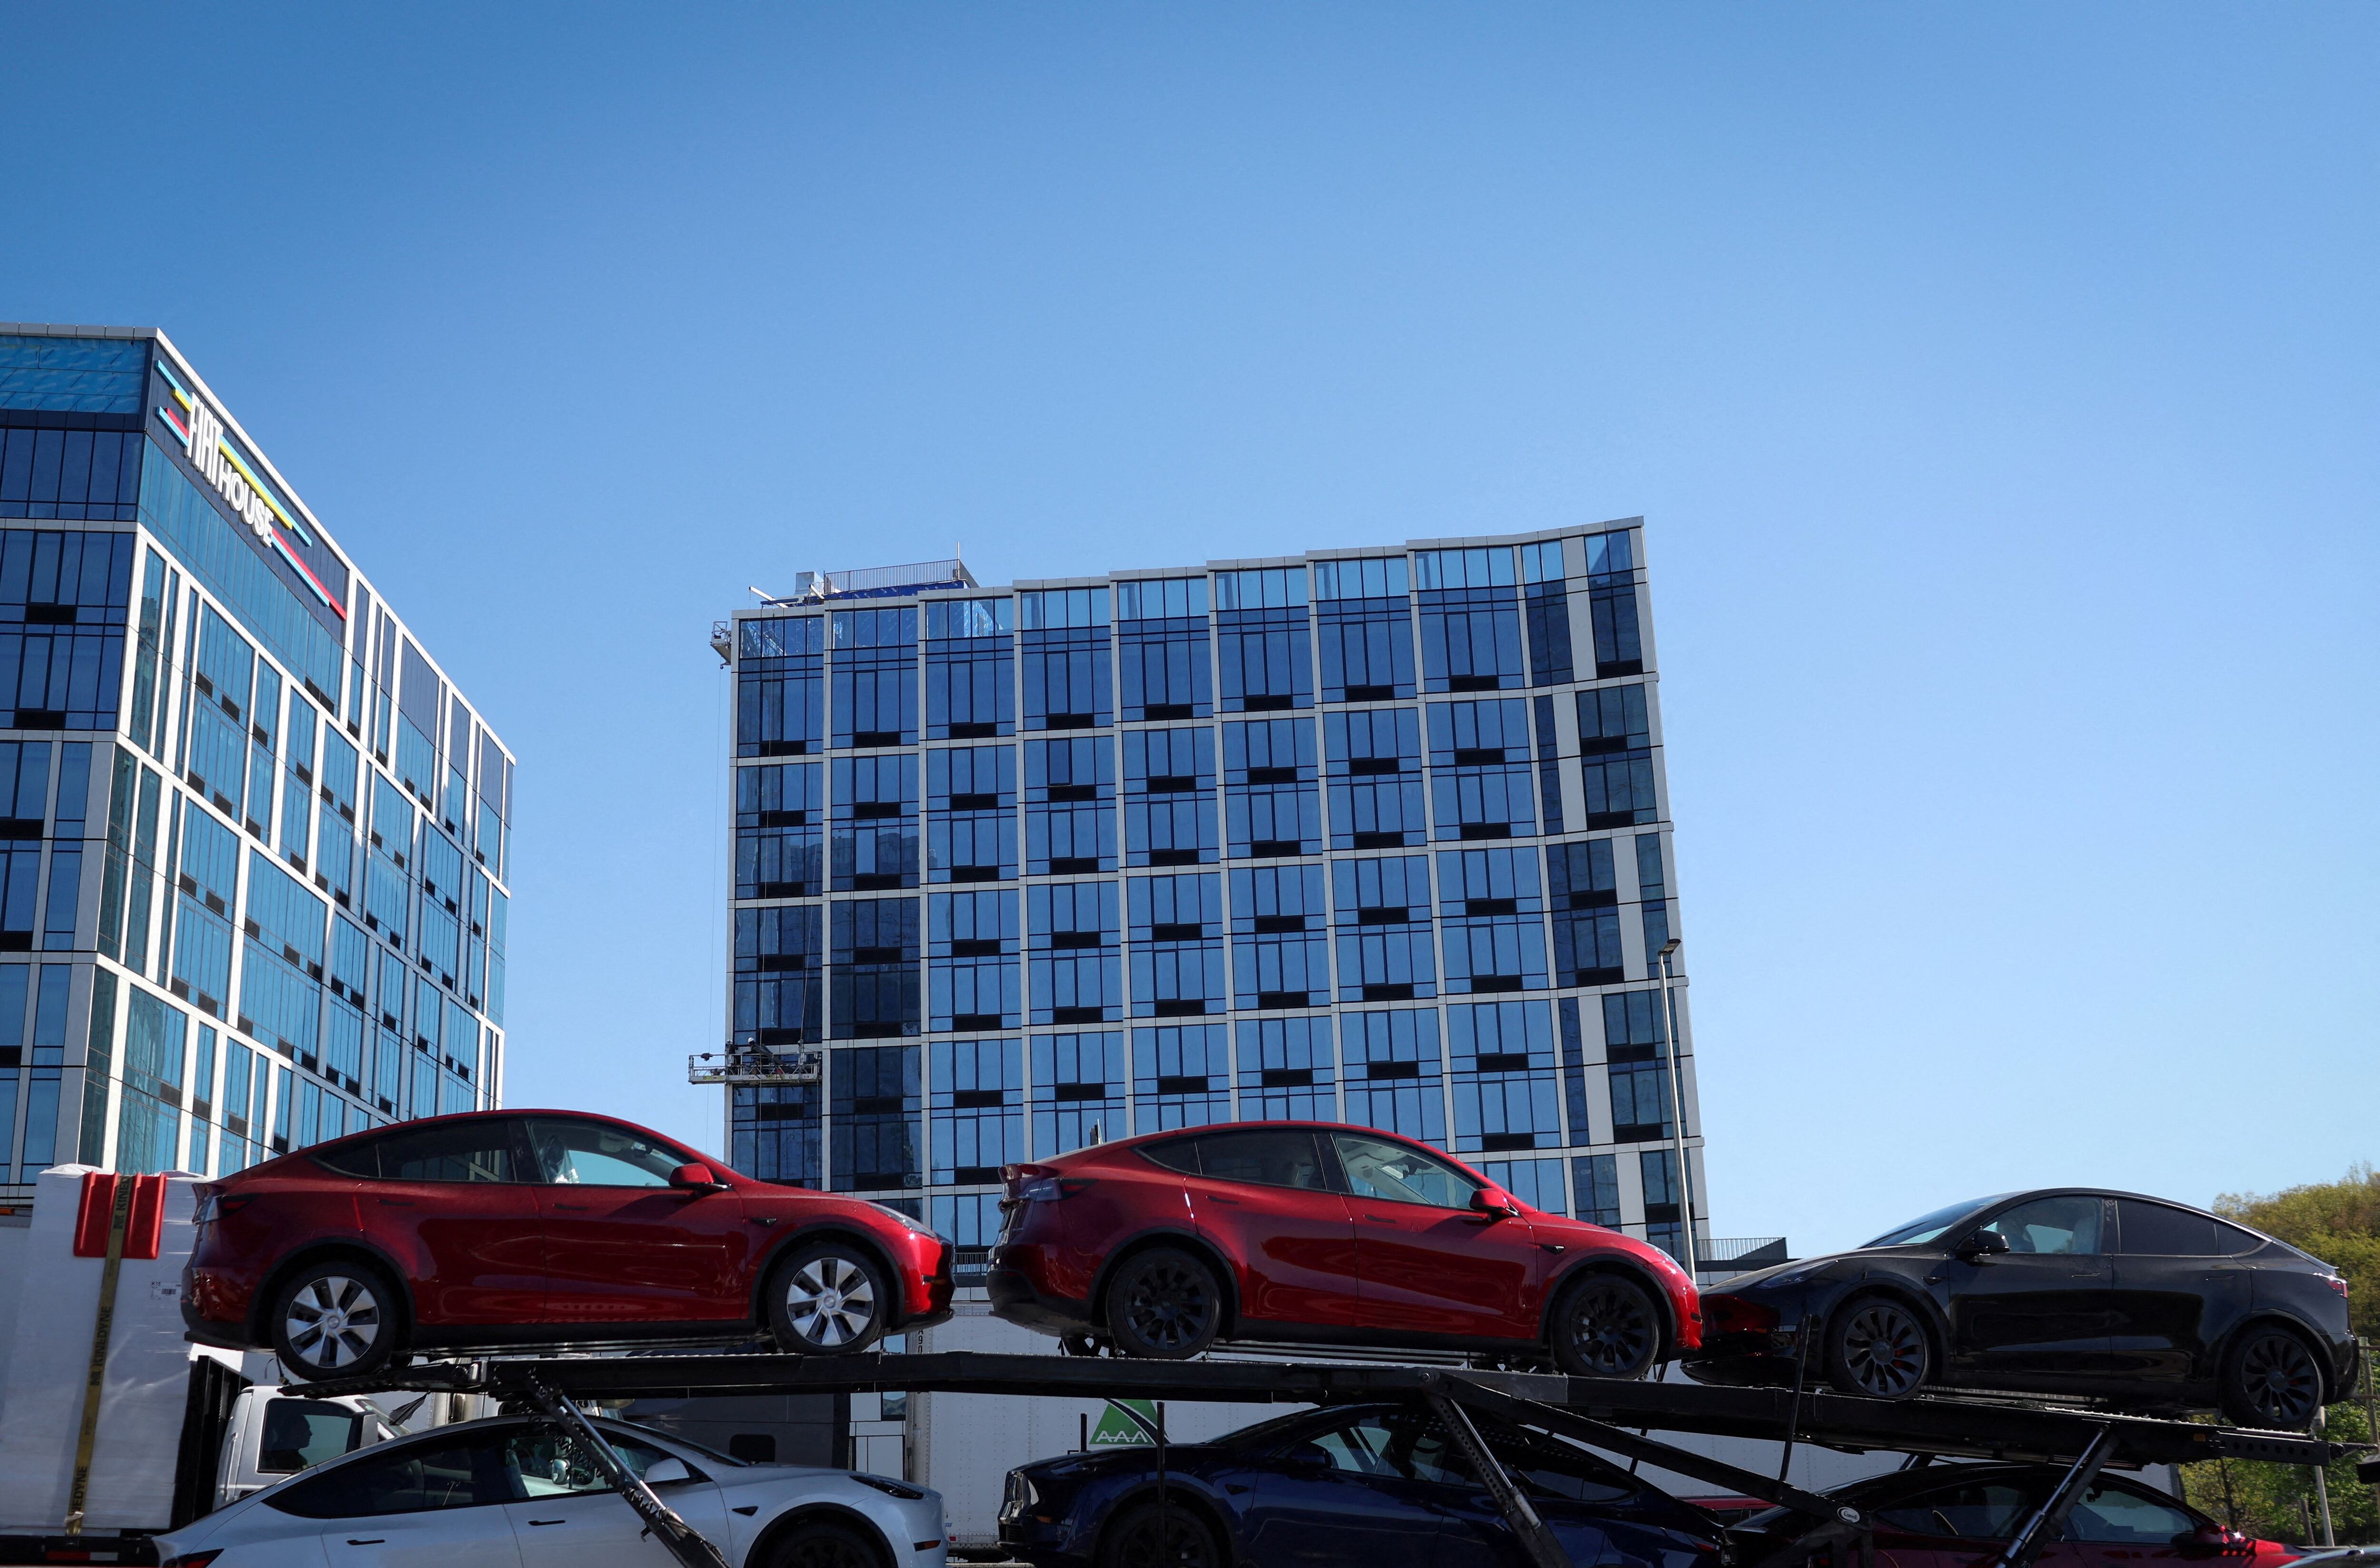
[303,1351,2370,1568]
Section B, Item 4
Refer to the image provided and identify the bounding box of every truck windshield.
[260,1400,367,1473]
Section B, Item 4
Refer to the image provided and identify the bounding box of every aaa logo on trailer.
[152,357,346,619]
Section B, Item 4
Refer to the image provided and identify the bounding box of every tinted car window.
[2116,1200,2216,1257]
[341,1120,523,1183]
[1874,1480,2040,1538]
[525,1119,689,1187]
[1477,1418,1636,1504]
[2064,1484,2197,1544]
[1976,1195,2102,1256]
[1298,1409,1471,1485]
[268,1430,508,1517]
[1141,1138,1201,1174]
[1334,1132,1480,1210]
[2215,1222,2264,1256]
[258,1399,366,1474]
[1190,1129,1332,1191]
[499,1427,680,1498]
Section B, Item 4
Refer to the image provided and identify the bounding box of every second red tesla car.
[988,1121,1700,1374]
[183,1109,954,1381]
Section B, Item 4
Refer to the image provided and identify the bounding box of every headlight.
[870,1202,943,1241]
[853,1472,927,1499]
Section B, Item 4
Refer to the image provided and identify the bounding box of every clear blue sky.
[6,7,2372,1252]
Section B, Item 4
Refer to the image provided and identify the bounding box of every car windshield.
[1866,1194,2014,1248]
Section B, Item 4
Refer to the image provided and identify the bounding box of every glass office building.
[719,528,1702,1268]
[0,325,514,1208]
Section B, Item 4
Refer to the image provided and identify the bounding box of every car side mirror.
[643,1456,693,1487]
[1281,1443,1332,1472]
[1955,1230,2010,1259]
[1469,1188,1517,1219]
[670,1163,724,1192]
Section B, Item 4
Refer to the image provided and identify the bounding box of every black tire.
[766,1519,886,1568]
[1548,1272,1662,1379]
[2219,1323,2325,1430]
[1103,1248,1223,1360]
[270,1260,401,1382]
[1098,1501,1224,1568]
[766,1241,891,1355]
[1825,1294,1932,1400]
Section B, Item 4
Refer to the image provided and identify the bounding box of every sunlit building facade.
[0,325,514,1207]
[719,526,1703,1269]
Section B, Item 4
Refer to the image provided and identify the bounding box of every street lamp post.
[1655,938,1697,1284]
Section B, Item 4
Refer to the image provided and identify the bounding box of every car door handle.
[528,1518,567,1526]
[751,1216,779,1226]
[1363,1214,1398,1224]
[375,1198,415,1207]
[346,1539,386,1546]
[1225,1483,1251,1495]
[551,1203,592,1212]
[1207,1194,1242,1205]
[734,1506,760,1517]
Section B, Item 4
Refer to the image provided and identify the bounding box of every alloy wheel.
[1835,1300,1928,1398]
[1120,1259,1216,1354]
[784,1254,879,1348]
[2237,1331,2321,1428]
[1112,1510,1218,1568]
[1565,1280,1656,1377]
[283,1274,383,1372]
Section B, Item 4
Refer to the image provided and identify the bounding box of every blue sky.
[6,7,2372,1251]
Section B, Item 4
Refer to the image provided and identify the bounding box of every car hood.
[1715,1246,1939,1293]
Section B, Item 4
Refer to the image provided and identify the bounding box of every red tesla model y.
[988,1121,1700,1373]
[183,1110,953,1381]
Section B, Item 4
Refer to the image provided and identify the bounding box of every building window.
[1131,1022,1231,1132]
[1222,717,1319,859]
[1020,589,1111,731]
[1480,1156,1567,1216]
[736,763,823,898]
[1532,695,1564,834]
[1547,839,1621,985]
[1330,853,1435,1003]
[1448,999,1558,1154]
[1235,1014,1335,1121]
[1603,989,1672,1142]
[930,1036,1021,1185]
[737,615,825,757]
[1126,872,1223,1018]
[1436,845,1547,994]
[830,753,919,891]
[925,744,1015,883]
[1314,557,1414,703]
[0,427,144,524]
[1030,1030,1124,1156]
[925,598,1015,739]
[1572,1152,1620,1226]
[1229,863,1328,1011]
[829,897,919,1040]
[1636,832,1670,973]
[1339,1006,1445,1148]
[1418,579,1525,695]
[1122,725,1215,867]
[1426,699,1536,841]
[1324,707,1425,850]
[928,889,1019,1032]
[1116,578,1211,721]
[830,608,920,749]
[1586,530,1645,678]
[1026,736,1116,875]
[1027,880,1121,1025]
[733,1082,821,1188]
[1216,568,1311,713]
[735,904,823,1046]
[832,1044,920,1192]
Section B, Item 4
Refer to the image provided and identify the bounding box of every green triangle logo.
[1088,1399,1158,1447]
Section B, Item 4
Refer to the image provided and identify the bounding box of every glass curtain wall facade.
[0,325,515,1207]
[724,527,1703,1267]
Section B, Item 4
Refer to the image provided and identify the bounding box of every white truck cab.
[216,1388,402,1507]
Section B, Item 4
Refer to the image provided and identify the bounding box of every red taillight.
[1003,1163,1089,1204]
[1702,1295,1780,1336]
[2328,1276,2349,1299]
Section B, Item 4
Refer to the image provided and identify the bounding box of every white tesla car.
[151,1413,948,1568]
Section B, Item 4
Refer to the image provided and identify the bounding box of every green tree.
[2177,1163,2379,1544]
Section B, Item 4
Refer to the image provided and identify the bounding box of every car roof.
[230,1107,704,1180]
[1881,1188,2283,1241]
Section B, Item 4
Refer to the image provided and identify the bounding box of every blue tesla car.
[999,1401,1726,1568]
